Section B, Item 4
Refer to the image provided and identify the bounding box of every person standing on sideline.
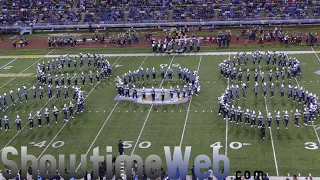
[118,140,124,155]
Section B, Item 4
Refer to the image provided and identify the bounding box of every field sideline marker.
[0,58,18,70]
[74,56,147,171]
[0,49,55,89]
[179,55,202,147]
[0,51,58,116]
[311,47,320,63]
[130,55,175,155]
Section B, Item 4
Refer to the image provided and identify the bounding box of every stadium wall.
[2,19,320,31]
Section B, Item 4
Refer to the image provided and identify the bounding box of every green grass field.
[0,47,320,178]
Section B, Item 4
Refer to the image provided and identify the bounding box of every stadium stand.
[173,5,215,21]
[40,9,81,24]
[128,6,169,23]
[1,0,320,25]
[83,7,124,23]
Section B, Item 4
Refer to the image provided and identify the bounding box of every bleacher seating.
[40,9,80,24]
[128,6,169,23]
[173,5,214,21]
[313,0,320,18]
[0,0,319,25]
[0,9,38,25]
[265,0,308,19]
[84,8,124,23]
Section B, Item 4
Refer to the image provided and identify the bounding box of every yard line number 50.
[123,141,151,149]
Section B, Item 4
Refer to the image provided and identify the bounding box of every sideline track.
[0,50,318,59]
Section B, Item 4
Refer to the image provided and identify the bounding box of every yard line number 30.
[305,142,318,150]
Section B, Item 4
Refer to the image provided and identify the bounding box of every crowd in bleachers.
[40,9,81,24]
[1,0,320,25]
[173,4,215,21]
[265,0,308,19]
[83,7,124,24]
[128,6,169,22]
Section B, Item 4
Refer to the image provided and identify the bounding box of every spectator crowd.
[1,0,320,25]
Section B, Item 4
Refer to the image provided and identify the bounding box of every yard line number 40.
[29,141,65,148]
[210,142,251,150]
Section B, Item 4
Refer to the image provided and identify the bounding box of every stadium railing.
[3,18,320,31]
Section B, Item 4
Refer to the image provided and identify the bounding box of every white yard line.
[287,53,320,147]
[38,56,124,161]
[310,47,320,146]
[179,55,202,147]
[74,56,147,171]
[0,49,55,89]
[225,52,231,155]
[37,81,99,160]
[314,126,320,146]
[130,56,175,155]
[0,50,58,116]
[0,59,87,153]
[0,58,18,70]
[311,47,320,63]
[0,97,53,153]
[258,64,279,176]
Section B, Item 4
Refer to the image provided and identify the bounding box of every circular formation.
[218,50,319,138]
[115,65,201,105]
[0,53,113,131]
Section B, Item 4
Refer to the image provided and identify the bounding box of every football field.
[0,48,320,178]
